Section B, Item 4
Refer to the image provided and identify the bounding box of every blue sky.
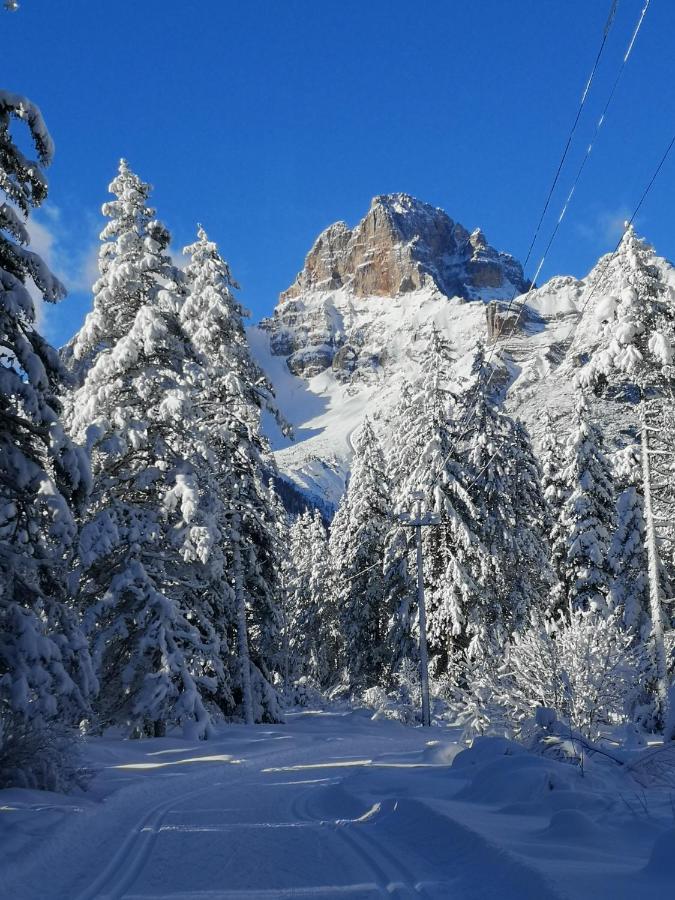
[4,0,675,346]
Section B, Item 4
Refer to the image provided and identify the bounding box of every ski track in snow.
[1,710,672,899]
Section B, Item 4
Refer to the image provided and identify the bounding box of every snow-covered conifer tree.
[539,411,566,521]
[382,380,426,672]
[609,447,649,633]
[400,339,486,673]
[0,91,94,782]
[538,411,570,597]
[552,391,615,616]
[330,418,392,692]
[67,171,224,738]
[580,226,674,396]
[181,226,286,724]
[579,227,675,727]
[68,160,177,378]
[286,510,337,687]
[464,366,551,653]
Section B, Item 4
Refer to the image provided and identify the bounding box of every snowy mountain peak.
[279,193,529,304]
[252,197,675,515]
[261,195,530,381]
[252,195,532,509]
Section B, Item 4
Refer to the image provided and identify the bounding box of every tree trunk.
[233,514,254,726]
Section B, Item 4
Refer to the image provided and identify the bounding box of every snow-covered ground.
[2,710,674,899]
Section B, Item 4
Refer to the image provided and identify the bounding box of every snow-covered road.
[2,710,673,899]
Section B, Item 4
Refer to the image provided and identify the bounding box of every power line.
[510,0,651,334]
[475,120,675,446]
[456,0,651,438]
[537,123,675,367]
[518,0,620,279]
[425,0,651,502]
[485,0,650,369]
[450,120,675,496]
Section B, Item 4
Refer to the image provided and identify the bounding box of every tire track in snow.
[74,729,319,899]
[288,784,424,898]
[75,781,222,900]
[288,775,568,899]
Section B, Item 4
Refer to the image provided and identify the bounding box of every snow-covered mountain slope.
[249,288,491,510]
[250,194,675,512]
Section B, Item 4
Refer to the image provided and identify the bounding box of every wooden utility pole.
[399,494,440,727]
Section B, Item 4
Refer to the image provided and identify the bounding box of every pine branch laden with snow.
[0,90,95,784]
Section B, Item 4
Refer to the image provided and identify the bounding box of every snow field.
[2,711,675,899]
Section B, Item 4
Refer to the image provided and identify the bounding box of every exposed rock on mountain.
[486,301,527,342]
[280,194,529,303]
[262,194,529,378]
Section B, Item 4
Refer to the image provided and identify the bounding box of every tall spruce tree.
[400,337,487,673]
[67,169,223,738]
[0,90,95,778]
[181,226,285,724]
[609,447,650,634]
[383,381,421,673]
[579,227,675,725]
[286,510,337,687]
[539,411,566,525]
[69,160,177,379]
[463,358,551,654]
[552,392,615,616]
[330,418,391,692]
[580,226,674,397]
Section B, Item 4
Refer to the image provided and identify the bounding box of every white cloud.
[576,206,635,246]
[25,204,99,339]
[29,209,99,292]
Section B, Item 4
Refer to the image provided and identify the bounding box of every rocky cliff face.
[280,194,529,303]
[261,194,529,378]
